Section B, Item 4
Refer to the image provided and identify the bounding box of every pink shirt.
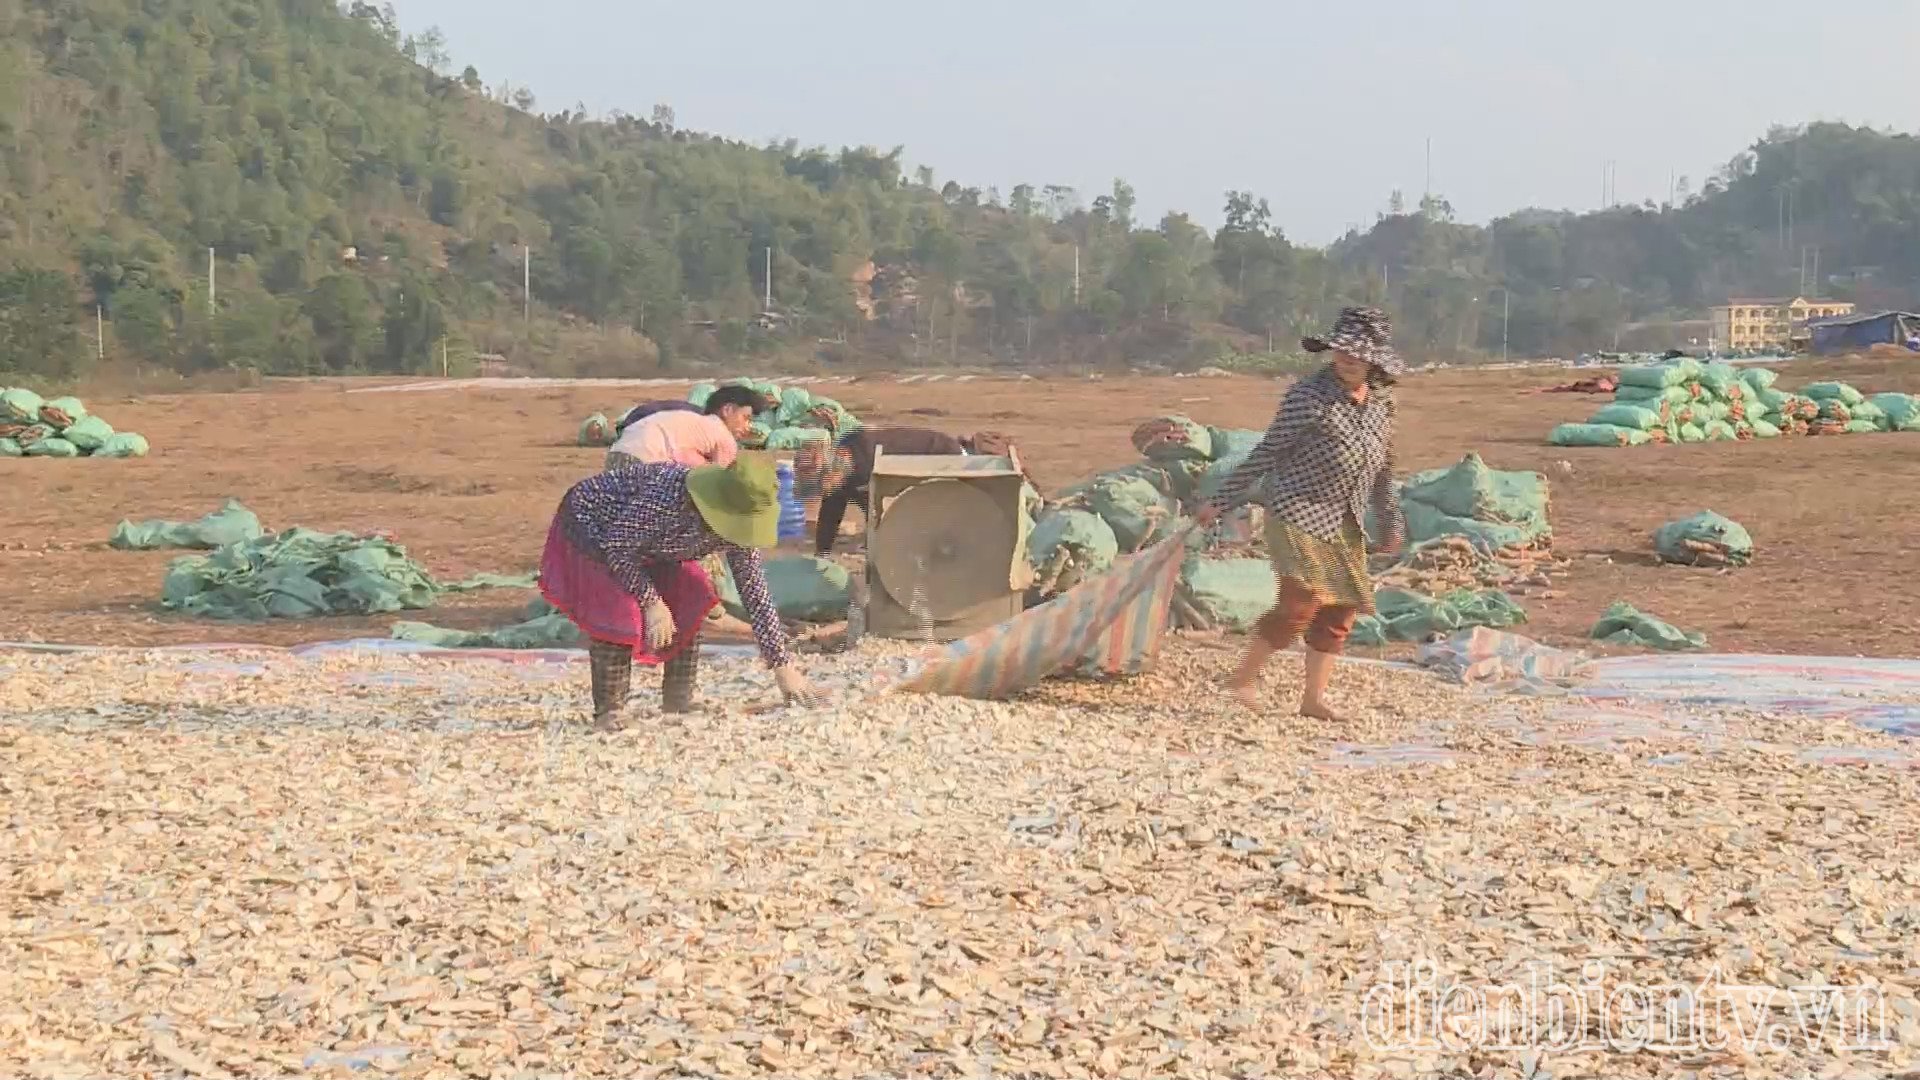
[609,411,739,468]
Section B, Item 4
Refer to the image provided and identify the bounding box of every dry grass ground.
[3,355,1920,655]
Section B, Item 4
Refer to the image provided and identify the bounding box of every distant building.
[1710,297,1856,351]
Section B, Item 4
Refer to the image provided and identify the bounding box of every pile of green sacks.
[390,555,855,649]
[1028,415,1251,599]
[1028,411,1551,644]
[138,502,535,620]
[576,377,861,452]
[1,388,150,458]
[1549,360,1920,447]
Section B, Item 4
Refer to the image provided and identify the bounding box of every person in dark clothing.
[812,426,967,556]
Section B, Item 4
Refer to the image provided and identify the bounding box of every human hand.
[773,665,819,706]
[642,598,676,652]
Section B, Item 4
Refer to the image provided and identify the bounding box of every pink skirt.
[538,520,718,665]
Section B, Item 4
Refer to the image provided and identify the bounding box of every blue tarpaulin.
[1808,311,1920,355]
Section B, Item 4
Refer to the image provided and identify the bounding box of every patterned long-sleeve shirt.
[1208,366,1404,546]
[559,463,794,668]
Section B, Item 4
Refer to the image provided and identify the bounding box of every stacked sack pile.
[0,388,150,458]
[1548,358,1920,447]
[576,377,862,452]
[1026,416,1559,644]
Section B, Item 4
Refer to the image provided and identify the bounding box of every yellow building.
[1710,297,1856,351]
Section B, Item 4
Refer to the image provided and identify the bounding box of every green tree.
[0,269,82,376]
[109,284,178,364]
[304,275,382,372]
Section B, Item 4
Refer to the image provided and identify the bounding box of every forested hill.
[3,0,1920,380]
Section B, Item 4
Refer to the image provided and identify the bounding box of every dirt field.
[5,355,1920,656]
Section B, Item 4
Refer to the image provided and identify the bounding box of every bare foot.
[1227,680,1260,708]
[1298,700,1346,721]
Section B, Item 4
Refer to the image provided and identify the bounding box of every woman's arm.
[600,543,663,609]
[1208,385,1317,513]
[1370,394,1406,549]
[722,545,796,668]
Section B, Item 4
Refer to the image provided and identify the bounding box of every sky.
[391,0,1920,244]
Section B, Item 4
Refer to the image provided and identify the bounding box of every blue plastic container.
[775,461,806,541]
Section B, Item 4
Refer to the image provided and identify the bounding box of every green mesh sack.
[1089,474,1180,552]
[1696,363,1742,400]
[577,413,614,447]
[1653,511,1753,566]
[1,387,44,423]
[1028,508,1120,594]
[1616,360,1699,389]
[1613,384,1689,405]
[774,386,815,424]
[1131,415,1213,462]
[94,432,149,458]
[763,426,831,451]
[1393,453,1551,549]
[0,438,20,457]
[24,436,79,457]
[1588,403,1664,430]
[1591,601,1706,651]
[1868,393,1920,431]
[687,381,717,408]
[1802,381,1864,405]
[1204,426,1262,463]
[61,414,114,452]
[1176,556,1275,632]
[39,395,88,425]
[1548,423,1643,447]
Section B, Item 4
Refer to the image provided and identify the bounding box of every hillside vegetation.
[3,0,1919,380]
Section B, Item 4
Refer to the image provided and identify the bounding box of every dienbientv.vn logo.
[1361,960,1891,1054]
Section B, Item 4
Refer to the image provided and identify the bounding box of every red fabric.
[538,520,718,665]
[1254,575,1359,654]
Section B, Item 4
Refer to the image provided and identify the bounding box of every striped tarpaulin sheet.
[895,526,1195,700]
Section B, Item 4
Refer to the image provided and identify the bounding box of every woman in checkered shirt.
[540,453,818,728]
[1196,307,1406,720]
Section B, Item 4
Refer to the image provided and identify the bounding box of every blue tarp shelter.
[1808,311,1920,355]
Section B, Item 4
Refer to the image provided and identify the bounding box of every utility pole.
[523,245,531,323]
[1502,290,1510,364]
[96,305,104,360]
[1811,247,1820,294]
[207,247,216,314]
[1072,246,1080,306]
[764,246,772,311]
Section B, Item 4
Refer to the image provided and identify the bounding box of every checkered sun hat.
[1302,306,1405,376]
